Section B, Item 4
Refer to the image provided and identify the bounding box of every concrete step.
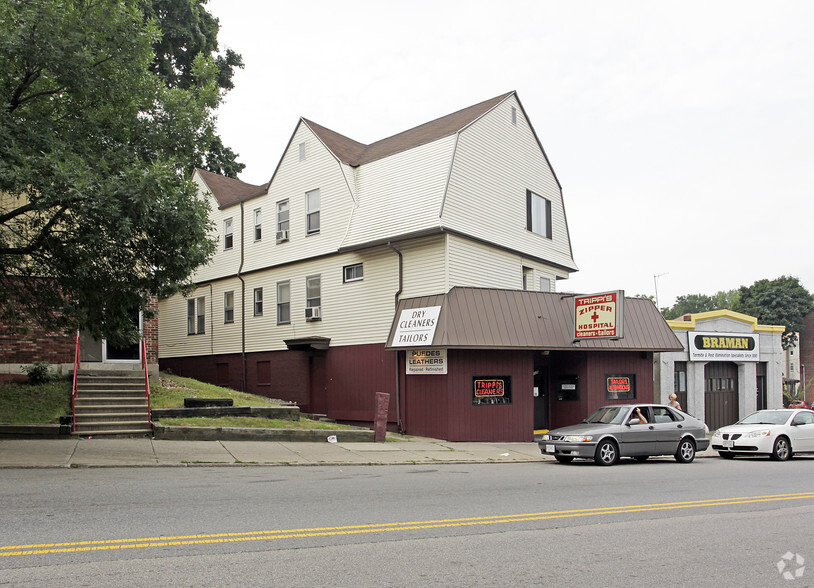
[74,413,150,424]
[71,428,152,437]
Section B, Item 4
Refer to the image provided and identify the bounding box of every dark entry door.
[105,308,141,361]
[756,363,767,411]
[533,368,549,430]
[704,362,739,430]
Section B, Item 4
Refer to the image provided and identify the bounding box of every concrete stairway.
[73,370,152,437]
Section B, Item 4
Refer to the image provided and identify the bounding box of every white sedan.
[711,409,814,460]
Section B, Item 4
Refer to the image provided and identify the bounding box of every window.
[299,142,306,161]
[254,287,263,316]
[277,200,289,237]
[306,189,320,234]
[539,277,551,292]
[224,218,234,250]
[306,275,321,308]
[277,281,290,324]
[224,291,234,323]
[522,267,533,290]
[343,263,363,283]
[511,106,517,125]
[254,209,262,241]
[187,297,205,335]
[674,362,687,392]
[526,190,551,238]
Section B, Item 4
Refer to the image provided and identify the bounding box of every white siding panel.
[397,235,448,298]
[189,176,242,284]
[442,96,577,272]
[342,135,456,247]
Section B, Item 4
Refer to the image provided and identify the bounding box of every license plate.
[723,439,733,449]
[545,444,555,453]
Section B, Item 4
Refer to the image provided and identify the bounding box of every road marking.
[3,492,813,557]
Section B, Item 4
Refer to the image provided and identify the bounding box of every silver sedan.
[538,404,710,466]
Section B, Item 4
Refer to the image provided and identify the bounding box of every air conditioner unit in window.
[305,306,321,321]
[276,230,289,243]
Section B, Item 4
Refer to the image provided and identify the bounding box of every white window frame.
[277,199,289,233]
[306,275,321,308]
[343,263,363,283]
[254,209,262,242]
[539,277,551,292]
[277,281,290,325]
[526,190,551,238]
[187,297,205,335]
[224,218,234,250]
[253,287,263,316]
[306,189,320,235]
[224,291,235,324]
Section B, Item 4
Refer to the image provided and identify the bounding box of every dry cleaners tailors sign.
[392,306,442,347]
[689,331,759,362]
[573,291,624,340]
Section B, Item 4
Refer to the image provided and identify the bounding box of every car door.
[650,406,684,454]
[617,406,655,456]
[790,411,814,452]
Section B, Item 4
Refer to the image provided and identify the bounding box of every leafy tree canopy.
[661,290,740,319]
[0,0,228,345]
[734,276,814,349]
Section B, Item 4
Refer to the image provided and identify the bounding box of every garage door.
[704,361,739,431]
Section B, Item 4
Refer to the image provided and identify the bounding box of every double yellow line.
[3,492,813,558]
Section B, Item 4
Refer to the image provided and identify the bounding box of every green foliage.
[661,290,740,319]
[734,276,814,349]
[150,374,287,408]
[21,362,52,385]
[0,378,71,424]
[0,0,222,345]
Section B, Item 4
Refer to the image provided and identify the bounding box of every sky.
[205,0,814,310]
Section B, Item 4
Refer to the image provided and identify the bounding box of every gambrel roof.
[195,168,268,209]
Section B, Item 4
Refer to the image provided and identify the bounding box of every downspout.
[238,202,247,392]
[388,242,404,433]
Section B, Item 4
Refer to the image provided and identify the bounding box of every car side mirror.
[628,418,640,426]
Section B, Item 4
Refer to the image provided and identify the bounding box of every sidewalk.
[0,437,718,468]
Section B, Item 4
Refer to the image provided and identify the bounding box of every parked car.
[788,400,809,409]
[711,409,814,460]
[538,404,710,466]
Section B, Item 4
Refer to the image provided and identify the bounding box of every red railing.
[71,333,80,433]
[141,338,152,428]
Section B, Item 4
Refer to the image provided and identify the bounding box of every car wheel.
[634,456,648,462]
[771,436,792,461]
[594,439,618,466]
[674,438,696,463]
[719,451,735,460]
[554,455,574,464]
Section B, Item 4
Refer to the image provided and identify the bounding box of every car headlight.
[562,435,593,442]
[712,430,721,438]
[745,429,771,438]
[541,434,551,441]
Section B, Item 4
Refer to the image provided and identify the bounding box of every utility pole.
[654,273,668,309]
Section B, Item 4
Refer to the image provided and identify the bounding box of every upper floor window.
[187,297,205,335]
[526,190,551,238]
[511,106,517,125]
[306,189,320,234]
[540,277,551,292]
[343,263,363,283]
[306,275,321,308]
[254,209,262,241]
[253,287,263,316]
[299,142,306,161]
[224,218,234,250]
[277,281,290,324]
[522,267,533,290]
[277,199,289,239]
[224,291,235,323]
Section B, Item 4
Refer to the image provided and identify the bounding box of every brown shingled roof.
[386,287,684,352]
[304,91,515,166]
[195,168,268,209]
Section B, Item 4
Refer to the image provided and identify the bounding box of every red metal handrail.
[71,333,80,433]
[141,338,152,428]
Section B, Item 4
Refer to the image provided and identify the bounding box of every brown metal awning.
[385,287,683,352]
[284,337,331,351]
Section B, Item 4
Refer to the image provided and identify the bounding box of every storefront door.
[533,367,549,430]
[704,361,739,430]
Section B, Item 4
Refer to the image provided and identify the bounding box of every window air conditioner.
[276,230,289,243]
[305,306,321,321]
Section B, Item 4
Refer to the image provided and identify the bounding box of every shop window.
[605,374,636,401]
[472,376,512,405]
[556,376,579,401]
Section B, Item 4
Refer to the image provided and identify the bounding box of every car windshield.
[738,410,794,425]
[584,406,626,425]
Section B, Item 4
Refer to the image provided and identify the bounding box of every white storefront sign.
[688,331,760,362]
[406,349,447,374]
[391,306,442,347]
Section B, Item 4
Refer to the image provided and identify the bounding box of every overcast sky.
[206,0,813,309]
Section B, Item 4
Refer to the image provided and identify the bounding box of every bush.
[22,362,53,385]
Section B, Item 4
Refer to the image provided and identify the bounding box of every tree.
[735,276,814,349]
[0,0,220,345]
[661,289,741,319]
[142,0,245,177]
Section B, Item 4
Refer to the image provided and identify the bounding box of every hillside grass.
[0,378,72,424]
[151,374,291,409]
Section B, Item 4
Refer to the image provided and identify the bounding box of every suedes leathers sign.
[688,331,759,362]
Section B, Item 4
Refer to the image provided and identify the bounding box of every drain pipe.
[238,202,247,392]
[388,242,404,433]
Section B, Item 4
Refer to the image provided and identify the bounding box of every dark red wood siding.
[325,343,397,422]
